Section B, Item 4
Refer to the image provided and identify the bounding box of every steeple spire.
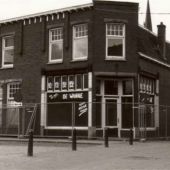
[144,0,152,31]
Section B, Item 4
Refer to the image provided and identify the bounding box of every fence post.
[104,127,109,148]
[129,128,133,145]
[27,130,33,156]
[72,128,77,151]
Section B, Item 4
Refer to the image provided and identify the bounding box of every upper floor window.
[49,27,63,63]
[2,36,14,68]
[73,24,88,61]
[106,23,125,60]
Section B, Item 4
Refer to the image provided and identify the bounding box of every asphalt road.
[0,140,170,170]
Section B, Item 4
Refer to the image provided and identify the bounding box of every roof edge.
[139,52,170,68]
[0,3,93,24]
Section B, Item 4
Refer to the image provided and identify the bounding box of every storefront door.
[105,98,120,137]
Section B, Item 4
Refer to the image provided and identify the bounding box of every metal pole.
[104,127,109,148]
[72,128,77,151]
[27,130,33,156]
[129,128,133,145]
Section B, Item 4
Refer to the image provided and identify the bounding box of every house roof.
[137,25,170,65]
[0,3,93,24]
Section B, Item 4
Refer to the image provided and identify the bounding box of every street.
[0,140,169,170]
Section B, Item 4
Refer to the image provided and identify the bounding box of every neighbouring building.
[0,0,170,138]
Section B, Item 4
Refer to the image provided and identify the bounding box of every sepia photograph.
[0,0,170,169]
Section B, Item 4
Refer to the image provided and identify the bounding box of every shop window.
[49,27,63,63]
[123,80,133,95]
[68,75,75,90]
[106,23,125,60]
[83,74,88,89]
[139,76,156,128]
[76,74,83,90]
[2,35,14,68]
[73,24,88,60]
[104,80,118,95]
[47,77,54,91]
[61,76,68,91]
[54,76,61,91]
[139,76,155,95]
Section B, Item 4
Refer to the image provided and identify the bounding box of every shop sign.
[78,102,88,117]
[47,91,88,102]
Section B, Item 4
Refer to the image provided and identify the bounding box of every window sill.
[71,58,88,62]
[47,61,63,65]
[105,57,126,61]
[0,66,14,70]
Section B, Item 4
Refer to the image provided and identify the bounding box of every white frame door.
[104,98,121,137]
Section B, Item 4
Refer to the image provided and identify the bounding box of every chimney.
[157,22,166,60]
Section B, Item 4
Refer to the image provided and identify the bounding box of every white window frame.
[7,82,22,106]
[72,24,88,61]
[2,35,14,68]
[49,27,63,63]
[106,23,125,60]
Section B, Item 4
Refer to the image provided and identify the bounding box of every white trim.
[41,76,46,127]
[2,36,14,68]
[0,3,93,24]
[139,52,170,68]
[45,126,88,130]
[88,72,92,127]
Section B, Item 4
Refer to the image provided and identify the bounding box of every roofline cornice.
[138,52,170,68]
[0,3,93,24]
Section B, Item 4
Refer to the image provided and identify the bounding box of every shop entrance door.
[105,98,120,137]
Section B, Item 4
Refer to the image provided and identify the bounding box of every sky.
[0,0,170,41]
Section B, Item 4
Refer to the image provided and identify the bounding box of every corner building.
[0,0,170,138]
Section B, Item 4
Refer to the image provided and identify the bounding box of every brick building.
[0,0,170,138]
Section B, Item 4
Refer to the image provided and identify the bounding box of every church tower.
[144,0,152,31]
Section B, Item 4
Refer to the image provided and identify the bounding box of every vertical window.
[49,28,63,63]
[73,24,88,60]
[54,76,61,91]
[106,23,125,59]
[76,74,83,90]
[8,82,21,99]
[2,36,14,67]
[61,76,68,91]
[47,77,54,91]
[104,80,118,95]
[68,75,75,90]
[83,74,88,89]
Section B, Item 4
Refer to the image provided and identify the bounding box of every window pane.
[104,80,118,95]
[74,38,87,59]
[51,42,63,60]
[83,74,88,89]
[68,75,75,90]
[5,37,14,47]
[47,77,54,91]
[123,80,132,95]
[62,76,68,90]
[76,75,83,90]
[54,76,61,91]
[4,49,14,65]
[107,38,123,56]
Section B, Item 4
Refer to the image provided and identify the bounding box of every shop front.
[40,72,93,136]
